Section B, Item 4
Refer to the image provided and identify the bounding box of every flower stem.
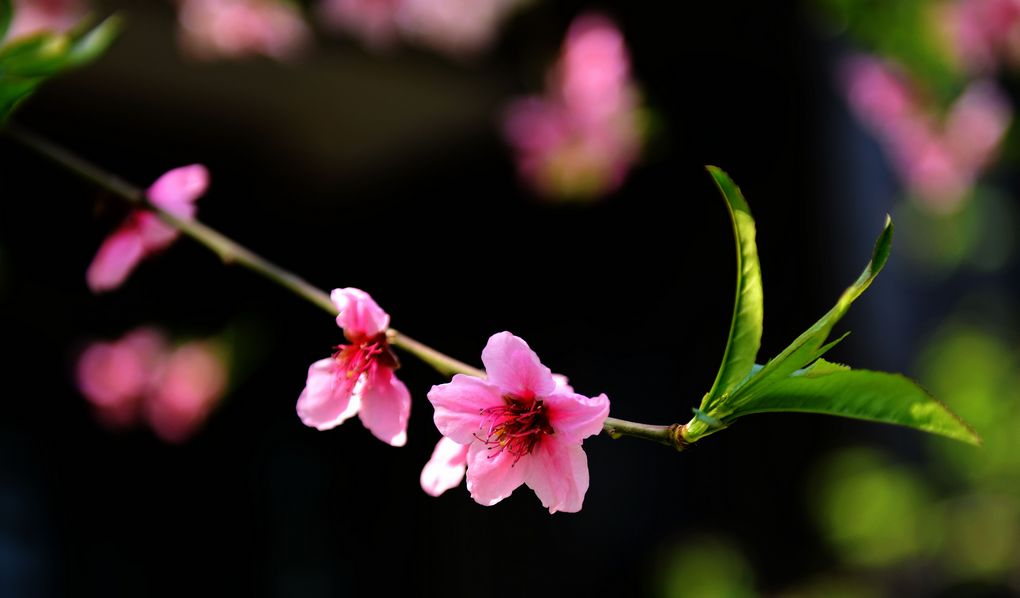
[5,124,685,447]
[603,418,689,450]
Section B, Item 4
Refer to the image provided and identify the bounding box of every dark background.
[0,1,944,596]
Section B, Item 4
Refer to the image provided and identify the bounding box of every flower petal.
[296,358,360,430]
[427,374,504,445]
[465,442,527,507]
[331,287,390,337]
[147,164,209,214]
[420,436,469,497]
[481,332,555,398]
[544,391,609,444]
[524,440,589,514]
[86,224,146,293]
[357,366,411,447]
[552,373,574,393]
[136,212,183,252]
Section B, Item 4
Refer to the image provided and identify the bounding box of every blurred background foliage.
[2,0,1020,597]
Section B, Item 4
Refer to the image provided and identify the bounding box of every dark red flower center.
[477,395,555,464]
[332,333,399,395]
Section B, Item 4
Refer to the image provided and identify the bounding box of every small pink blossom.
[296,288,411,447]
[427,332,609,513]
[177,0,310,61]
[146,342,228,443]
[938,0,1020,73]
[842,55,1011,213]
[86,165,209,293]
[76,328,168,428]
[5,0,87,41]
[317,0,518,56]
[317,0,403,49]
[503,14,644,201]
[421,373,575,498]
[76,328,229,441]
[395,0,519,56]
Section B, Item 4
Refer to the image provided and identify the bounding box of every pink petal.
[480,332,556,398]
[464,442,527,506]
[331,287,390,337]
[357,366,411,447]
[296,358,361,430]
[76,343,148,409]
[524,440,589,513]
[544,391,609,444]
[86,224,146,293]
[420,436,469,497]
[146,342,228,443]
[136,212,182,252]
[146,165,209,215]
[427,374,504,445]
[552,374,573,393]
[318,0,402,49]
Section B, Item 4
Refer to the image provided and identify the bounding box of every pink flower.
[938,0,1020,73]
[86,165,209,293]
[177,0,310,61]
[421,373,575,498]
[296,288,411,447]
[317,0,518,56]
[146,342,229,443]
[841,55,1012,213]
[396,0,519,57]
[317,0,403,49]
[77,328,229,440]
[5,0,87,41]
[503,14,644,201]
[76,328,168,428]
[427,332,609,513]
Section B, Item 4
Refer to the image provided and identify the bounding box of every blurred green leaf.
[0,15,120,122]
[63,16,121,68]
[701,166,763,412]
[813,448,936,568]
[0,0,11,43]
[726,364,980,445]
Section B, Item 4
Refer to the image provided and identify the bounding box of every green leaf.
[730,215,893,408]
[0,15,120,122]
[724,366,980,445]
[701,166,764,411]
[0,0,12,43]
[63,16,121,68]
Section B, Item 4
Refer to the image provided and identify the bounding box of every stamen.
[475,395,555,464]
[332,333,394,395]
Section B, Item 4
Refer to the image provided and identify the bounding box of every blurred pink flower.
[296,288,411,447]
[146,342,228,443]
[939,0,1020,73]
[76,328,229,441]
[177,0,310,61]
[427,332,609,513]
[87,164,209,293]
[317,0,518,56]
[396,0,519,56]
[503,14,644,201]
[317,0,403,49]
[842,55,1011,213]
[5,0,87,41]
[77,328,168,428]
